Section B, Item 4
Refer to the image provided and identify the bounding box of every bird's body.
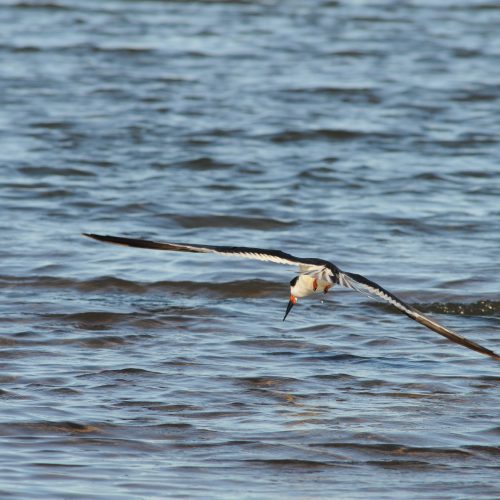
[293,274,332,298]
[83,232,499,361]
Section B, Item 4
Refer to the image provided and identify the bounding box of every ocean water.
[0,0,499,498]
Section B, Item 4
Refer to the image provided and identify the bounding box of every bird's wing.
[83,234,497,359]
[337,270,499,360]
[83,233,326,269]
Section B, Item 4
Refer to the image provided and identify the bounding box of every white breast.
[292,274,333,298]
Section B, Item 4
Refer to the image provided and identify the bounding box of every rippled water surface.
[1,0,499,498]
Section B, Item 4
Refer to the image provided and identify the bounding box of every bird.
[83,233,499,361]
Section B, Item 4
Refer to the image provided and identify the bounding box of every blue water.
[0,1,499,498]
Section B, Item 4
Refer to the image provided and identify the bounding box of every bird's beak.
[283,294,297,321]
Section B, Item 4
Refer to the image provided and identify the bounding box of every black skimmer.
[83,233,499,361]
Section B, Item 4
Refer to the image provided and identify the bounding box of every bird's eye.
[290,276,298,286]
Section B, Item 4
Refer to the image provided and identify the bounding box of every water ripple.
[1,0,499,498]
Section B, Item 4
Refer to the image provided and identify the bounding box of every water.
[1,0,499,498]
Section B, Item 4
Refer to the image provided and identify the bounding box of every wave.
[170,214,294,230]
[266,128,393,143]
[415,300,500,316]
[2,275,499,315]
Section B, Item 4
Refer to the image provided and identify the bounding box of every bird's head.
[283,276,299,321]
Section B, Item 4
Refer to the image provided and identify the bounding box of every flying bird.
[83,233,499,360]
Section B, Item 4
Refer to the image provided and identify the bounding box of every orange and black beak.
[283,294,297,321]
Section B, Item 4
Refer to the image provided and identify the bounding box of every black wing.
[83,234,498,360]
[338,271,499,360]
[83,233,327,268]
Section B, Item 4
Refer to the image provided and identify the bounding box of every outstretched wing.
[83,233,327,269]
[83,233,498,359]
[337,271,499,360]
